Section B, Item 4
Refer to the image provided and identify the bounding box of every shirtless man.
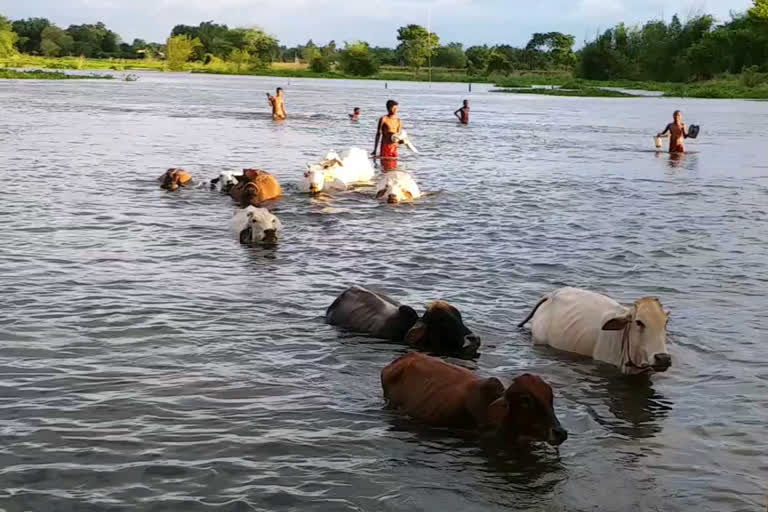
[372,100,402,171]
[349,107,361,121]
[267,87,287,120]
[454,99,469,124]
[658,110,688,153]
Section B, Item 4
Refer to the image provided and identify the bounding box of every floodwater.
[1,72,767,512]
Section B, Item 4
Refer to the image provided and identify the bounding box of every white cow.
[375,171,422,203]
[299,147,375,194]
[231,206,283,244]
[210,171,241,193]
[518,287,671,375]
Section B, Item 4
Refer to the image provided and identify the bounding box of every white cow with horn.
[299,147,375,194]
[518,287,671,375]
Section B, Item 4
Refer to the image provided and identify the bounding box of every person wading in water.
[658,110,688,153]
[372,100,401,171]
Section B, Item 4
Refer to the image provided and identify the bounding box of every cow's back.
[381,352,475,427]
[531,287,624,357]
[325,286,401,339]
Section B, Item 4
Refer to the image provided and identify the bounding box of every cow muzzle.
[652,353,672,372]
[262,229,278,243]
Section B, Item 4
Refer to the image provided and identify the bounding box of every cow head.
[304,165,326,194]
[239,207,282,244]
[483,374,567,446]
[602,297,671,374]
[404,301,480,356]
[160,168,190,191]
[211,171,240,192]
[375,178,414,204]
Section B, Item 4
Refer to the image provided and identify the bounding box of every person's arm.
[658,123,671,137]
[372,117,383,156]
[454,108,462,120]
[281,100,287,118]
[682,123,688,138]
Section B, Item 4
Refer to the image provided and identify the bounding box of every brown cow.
[381,352,567,446]
[229,169,282,207]
[158,168,192,191]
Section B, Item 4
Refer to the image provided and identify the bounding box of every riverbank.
[3,54,767,98]
[0,68,113,80]
[494,75,768,99]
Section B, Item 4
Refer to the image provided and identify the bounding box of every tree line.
[1,0,767,80]
[578,0,768,82]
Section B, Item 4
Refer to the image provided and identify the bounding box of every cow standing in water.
[325,285,481,357]
[381,352,568,446]
[518,287,671,375]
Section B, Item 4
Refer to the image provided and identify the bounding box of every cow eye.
[520,396,532,409]
[636,320,645,329]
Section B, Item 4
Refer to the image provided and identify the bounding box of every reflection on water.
[1,73,768,512]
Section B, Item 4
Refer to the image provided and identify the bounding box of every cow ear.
[404,319,427,347]
[375,188,386,199]
[602,310,633,331]
[468,377,505,427]
[404,190,414,200]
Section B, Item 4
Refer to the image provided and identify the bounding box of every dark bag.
[688,125,700,139]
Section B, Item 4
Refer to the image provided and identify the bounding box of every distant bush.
[338,42,379,76]
[310,55,331,73]
[740,65,768,88]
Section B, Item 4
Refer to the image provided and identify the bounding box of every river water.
[1,72,767,512]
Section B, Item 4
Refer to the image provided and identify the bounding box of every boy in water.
[349,107,361,121]
[372,100,402,171]
[658,110,688,153]
[454,99,470,124]
[267,87,287,120]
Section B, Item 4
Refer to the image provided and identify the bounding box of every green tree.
[396,24,439,69]
[370,46,398,65]
[310,54,332,72]
[40,26,74,56]
[0,15,18,58]
[749,0,768,20]
[165,35,202,71]
[339,41,379,76]
[525,32,576,69]
[229,48,252,71]
[433,42,467,68]
[486,52,512,75]
[11,17,50,54]
[465,45,491,74]
[301,39,319,62]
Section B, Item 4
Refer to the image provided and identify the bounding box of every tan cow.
[381,352,567,446]
[229,169,282,207]
[518,287,671,375]
[158,168,192,191]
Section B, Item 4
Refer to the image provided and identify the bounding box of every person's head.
[673,110,682,122]
[386,99,399,115]
[276,87,283,95]
[463,99,469,107]
[354,107,361,114]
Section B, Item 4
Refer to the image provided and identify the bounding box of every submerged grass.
[0,68,113,80]
[494,74,768,99]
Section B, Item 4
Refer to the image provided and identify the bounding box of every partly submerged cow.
[158,168,192,191]
[375,171,422,204]
[382,352,567,446]
[325,285,480,356]
[231,206,282,244]
[229,169,282,207]
[518,287,671,375]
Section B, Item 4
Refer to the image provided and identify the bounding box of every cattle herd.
[157,147,673,450]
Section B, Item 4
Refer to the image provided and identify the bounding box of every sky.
[0,0,754,47]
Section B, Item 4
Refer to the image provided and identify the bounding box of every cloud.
[0,0,753,46]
